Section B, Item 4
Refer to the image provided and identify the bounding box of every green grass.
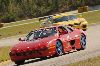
[0,18,41,39]
[78,10,100,24]
[66,56,100,66]
[0,46,10,63]
[3,18,39,27]
[0,22,41,39]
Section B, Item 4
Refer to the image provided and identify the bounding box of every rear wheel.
[77,33,86,51]
[15,60,25,65]
[55,40,63,56]
[80,33,86,50]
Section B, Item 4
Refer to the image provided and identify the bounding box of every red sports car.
[9,25,86,65]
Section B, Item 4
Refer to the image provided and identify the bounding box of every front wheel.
[15,60,25,65]
[55,40,63,56]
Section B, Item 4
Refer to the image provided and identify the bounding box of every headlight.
[9,51,16,56]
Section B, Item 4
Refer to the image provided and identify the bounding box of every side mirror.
[19,38,21,41]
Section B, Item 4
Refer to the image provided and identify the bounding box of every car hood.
[10,35,56,52]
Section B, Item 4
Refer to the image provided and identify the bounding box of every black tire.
[40,57,48,60]
[77,33,86,51]
[55,40,63,56]
[82,29,87,31]
[15,60,25,65]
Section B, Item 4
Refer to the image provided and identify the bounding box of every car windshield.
[52,15,77,23]
[53,16,69,23]
[68,15,77,20]
[26,27,57,41]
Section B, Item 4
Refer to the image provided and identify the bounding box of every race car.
[40,14,88,31]
[9,25,86,65]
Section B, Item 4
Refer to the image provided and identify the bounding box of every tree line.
[0,0,100,23]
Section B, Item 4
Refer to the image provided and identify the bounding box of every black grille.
[10,48,48,56]
[82,25,87,28]
[15,50,39,56]
[74,23,80,25]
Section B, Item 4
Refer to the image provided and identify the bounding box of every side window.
[50,27,57,33]
[58,26,68,34]
[60,16,69,21]
[68,15,77,20]
[66,27,73,33]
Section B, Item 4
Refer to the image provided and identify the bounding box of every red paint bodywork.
[9,26,86,62]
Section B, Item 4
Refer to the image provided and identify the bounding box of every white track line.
[0,21,39,29]
[5,18,38,24]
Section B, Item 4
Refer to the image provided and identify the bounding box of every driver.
[58,26,68,35]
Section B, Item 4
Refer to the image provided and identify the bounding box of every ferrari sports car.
[9,25,86,65]
[40,14,88,31]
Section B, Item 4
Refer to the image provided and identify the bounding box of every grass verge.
[66,55,100,66]
[0,22,41,39]
[78,10,100,24]
[0,46,10,63]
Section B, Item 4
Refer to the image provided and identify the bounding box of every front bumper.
[9,47,55,62]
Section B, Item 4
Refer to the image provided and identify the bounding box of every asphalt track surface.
[1,24,100,66]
